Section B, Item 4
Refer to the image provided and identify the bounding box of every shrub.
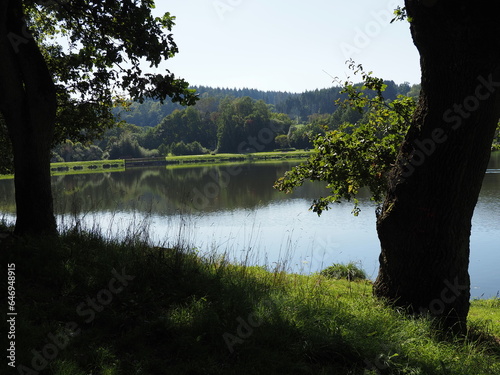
[169,141,207,156]
[275,134,290,149]
[107,133,158,159]
[320,262,367,281]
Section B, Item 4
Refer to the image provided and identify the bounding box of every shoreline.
[0,150,312,179]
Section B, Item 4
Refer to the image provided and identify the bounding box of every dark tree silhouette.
[0,0,197,235]
[374,0,500,333]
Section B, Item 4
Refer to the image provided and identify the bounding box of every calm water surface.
[1,153,499,298]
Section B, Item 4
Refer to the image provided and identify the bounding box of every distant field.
[0,160,125,180]
[0,151,311,179]
[164,150,311,165]
[50,159,126,175]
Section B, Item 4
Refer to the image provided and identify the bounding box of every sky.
[153,0,421,93]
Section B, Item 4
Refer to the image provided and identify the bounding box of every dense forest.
[49,81,423,161]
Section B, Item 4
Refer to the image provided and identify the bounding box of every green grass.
[0,151,310,179]
[319,261,368,281]
[165,150,311,165]
[0,160,126,180]
[468,296,500,338]
[1,229,499,375]
[50,160,125,176]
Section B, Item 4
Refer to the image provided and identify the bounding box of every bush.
[107,133,158,159]
[51,153,65,163]
[169,141,207,156]
[275,134,290,149]
[52,140,106,162]
[320,262,367,281]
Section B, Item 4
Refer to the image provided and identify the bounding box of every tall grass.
[0,225,499,374]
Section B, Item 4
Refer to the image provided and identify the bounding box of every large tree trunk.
[374,1,500,333]
[0,1,57,236]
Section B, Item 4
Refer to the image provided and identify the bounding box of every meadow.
[1,223,499,375]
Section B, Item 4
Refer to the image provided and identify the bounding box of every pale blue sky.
[154,1,421,93]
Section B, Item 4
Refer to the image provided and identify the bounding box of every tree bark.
[374,1,500,333]
[0,1,57,236]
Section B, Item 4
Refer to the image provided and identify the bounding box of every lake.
[1,153,499,299]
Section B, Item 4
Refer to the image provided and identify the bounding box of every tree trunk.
[0,1,58,236]
[374,1,500,333]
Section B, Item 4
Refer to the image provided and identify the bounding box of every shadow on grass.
[1,228,499,375]
[0,230,365,375]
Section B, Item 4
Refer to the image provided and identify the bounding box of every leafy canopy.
[24,0,198,143]
[274,62,416,216]
[0,0,198,174]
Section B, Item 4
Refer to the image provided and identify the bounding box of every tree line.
[116,81,418,127]
[51,81,424,161]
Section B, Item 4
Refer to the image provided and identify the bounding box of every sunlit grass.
[468,295,500,340]
[0,228,498,374]
[50,159,125,176]
[0,160,126,180]
[0,151,312,179]
[165,150,311,165]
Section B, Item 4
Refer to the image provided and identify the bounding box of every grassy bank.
[1,229,499,375]
[0,151,310,179]
[57,150,311,172]
[50,160,125,175]
[0,160,126,180]
[163,150,311,165]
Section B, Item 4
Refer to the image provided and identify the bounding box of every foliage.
[493,123,500,151]
[116,99,182,128]
[52,140,105,162]
[118,83,416,131]
[194,85,294,107]
[12,0,198,150]
[26,0,198,103]
[42,82,422,165]
[275,134,290,149]
[169,140,208,156]
[94,123,144,151]
[391,6,408,23]
[107,132,158,159]
[217,97,271,153]
[156,106,216,150]
[274,81,409,122]
[286,124,312,149]
[319,262,367,281]
[275,63,416,215]
[0,115,13,174]
[115,86,295,128]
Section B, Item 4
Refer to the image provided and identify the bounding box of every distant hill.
[115,86,298,127]
[116,81,418,127]
[194,86,298,107]
[275,81,415,120]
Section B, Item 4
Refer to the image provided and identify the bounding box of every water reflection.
[0,155,499,298]
[43,162,336,216]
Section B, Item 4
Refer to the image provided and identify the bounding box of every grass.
[50,160,125,176]
[319,261,368,281]
[0,227,499,375]
[468,296,500,338]
[0,151,311,179]
[164,150,312,165]
[0,160,126,180]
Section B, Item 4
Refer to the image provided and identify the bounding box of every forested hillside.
[116,81,416,127]
[52,81,423,161]
[115,86,299,127]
